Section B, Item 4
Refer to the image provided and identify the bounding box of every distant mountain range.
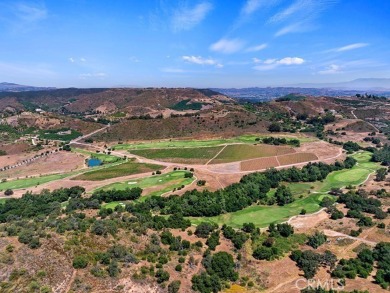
[0,82,55,92]
[291,78,390,90]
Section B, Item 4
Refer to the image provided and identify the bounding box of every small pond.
[87,158,102,167]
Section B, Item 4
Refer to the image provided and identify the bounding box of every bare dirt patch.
[241,157,279,171]
[0,151,86,179]
[277,152,318,165]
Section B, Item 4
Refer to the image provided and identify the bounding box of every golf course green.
[190,151,380,228]
[100,170,195,208]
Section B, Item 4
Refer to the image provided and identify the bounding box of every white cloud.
[277,57,305,65]
[318,64,342,74]
[253,57,305,70]
[210,38,245,54]
[79,72,107,79]
[246,43,268,52]
[68,57,87,64]
[171,2,213,32]
[333,43,369,52]
[182,56,222,68]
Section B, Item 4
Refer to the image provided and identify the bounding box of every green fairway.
[97,170,194,198]
[72,159,163,181]
[73,148,123,164]
[0,173,74,191]
[102,201,126,210]
[190,193,327,228]
[130,146,223,163]
[190,151,380,228]
[114,134,315,151]
[318,151,380,192]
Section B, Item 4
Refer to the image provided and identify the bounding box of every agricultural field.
[210,144,295,164]
[277,152,318,165]
[72,159,163,181]
[130,146,223,164]
[240,156,280,171]
[114,134,315,150]
[190,151,380,228]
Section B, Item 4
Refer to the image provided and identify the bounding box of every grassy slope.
[72,159,163,181]
[190,151,380,228]
[0,173,75,191]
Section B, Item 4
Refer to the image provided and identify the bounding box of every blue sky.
[0,0,389,88]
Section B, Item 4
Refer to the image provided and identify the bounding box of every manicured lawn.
[190,193,327,228]
[190,151,380,228]
[210,144,294,164]
[72,159,163,181]
[0,173,73,191]
[73,148,123,164]
[102,201,126,210]
[130,146,223,164]
[318,151,380,192]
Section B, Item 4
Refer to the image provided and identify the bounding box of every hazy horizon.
[0,0,389,88]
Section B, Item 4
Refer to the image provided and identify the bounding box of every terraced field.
[277,152,318,165]
[210,144,295,164]
[240,157,279,171]
[130,146,223,164]
[115,134,316,150]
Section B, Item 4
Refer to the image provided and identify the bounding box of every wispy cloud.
[241,0,280,15]
[182,56,222,68]
[129,56,141,63]
[210,38,245,54]
[0,2,48,32]
[318,64,342,74]
[68,57,87,64]
[246,43,268,52]
[14,2,47,22]
[253,57,305,70]
[171,2,213,32]
[270,0,337,36]
[160,67,186,73]
[79,72,107,79]
[332,43,369,52]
